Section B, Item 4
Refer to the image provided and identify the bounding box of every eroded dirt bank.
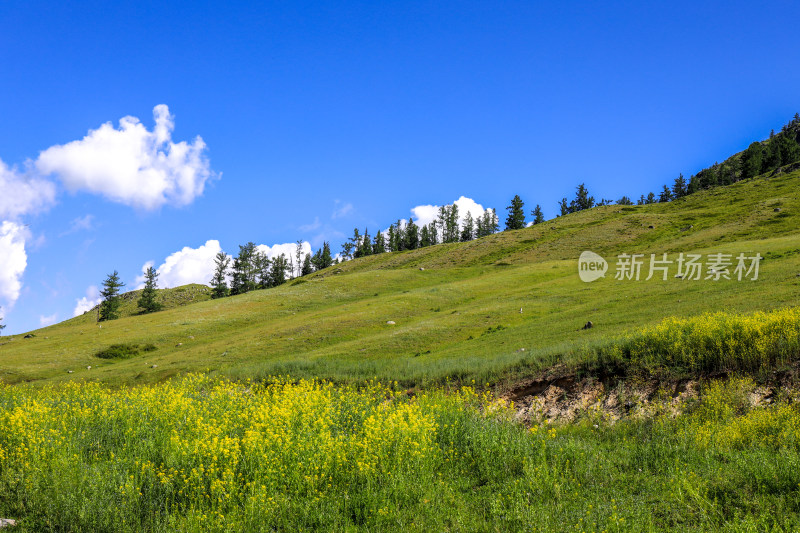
[500,363,800,424]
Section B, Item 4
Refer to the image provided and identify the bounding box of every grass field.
[1,170,800,530]
[1,373,799,531]
[1,169,799,389]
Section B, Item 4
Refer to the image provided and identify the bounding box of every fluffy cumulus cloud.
[136,240,314,291]
[0,159,57,220]
[149,240,223,289]
[255,241,312,262]
[36,105,215,210]
[73,285,101,316]
[0,221,29,313]
[410,196,487,227]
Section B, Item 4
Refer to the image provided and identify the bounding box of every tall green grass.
[2,375,800,531]
[588,307,800,376]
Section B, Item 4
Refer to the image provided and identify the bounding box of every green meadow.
[2,170,800,531]
[1,169,799,389]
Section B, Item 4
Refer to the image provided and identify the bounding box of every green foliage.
[460,211,474,241]
[405,218,419,249]
[137,266,163,314]
[95,342,157,359]
[210,251,231,299]
[231,242,259,295]
[505,194,526,230]
[591,308,800,377]
[531,204,544,224]
[672,174,687,198]
[2,375,800,530]
[99,270,125,322]
[372,231,386,254]
[616,195,633,205]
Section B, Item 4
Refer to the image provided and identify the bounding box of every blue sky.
[1,0,799,334]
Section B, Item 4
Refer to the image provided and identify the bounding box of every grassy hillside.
[1,170,799,387]
[71,284,213,322]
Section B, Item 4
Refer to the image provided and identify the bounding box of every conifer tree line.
[627,114,800,206]
[340,203,501,260]
[92,115,800,322]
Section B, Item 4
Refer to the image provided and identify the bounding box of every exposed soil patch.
[501,362,800,424]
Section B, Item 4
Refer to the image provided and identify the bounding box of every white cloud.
[255,241,311,262]
[0,159,57,220]
[332,201,353,219]
[299,217,321,232]
[59,214,95,237]
[39,313,57,327]
[0,221,29,312]
[133,260,156,290]
[150,240,223,288]
[410,196,487,227]
[73,285,101,317]
[36,105,215,210]
[138,239,314,293]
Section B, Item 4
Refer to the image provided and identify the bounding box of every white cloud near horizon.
[410,196,488,227]
[0,159,57,220]
[73,285,101,317]
[135,239,314,291]
[384,196,490,236]
[147,240,223,289]
[36,105,215,210]
[255,241,312,262]
[39,313,57,327]
[0,221,29,314]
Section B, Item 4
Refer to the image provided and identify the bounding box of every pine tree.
[420,224,431,247]
[658,185,673,203]
[505,195,526,230]
[571,184,595,212]
[460,211,474,241]
[395,219,407,250]
[672,174,687,198]
[531,205,544,224]
[387,225,398,252]
[0,315,5,336]
[301,254,313,276]
[428,221,439,244]
[210,251,230,299]
[616,196,633,205]
[321,242,333,269]
[741,142,764,180]
[231,242,257,295]
[373,231,386,254]
[558,197,570,216]
[446,204,460,242]
[437,206,448,241]
[341,232,357,260]
[295,241,305,278]
[137,266,163,314]
[361,229,373,256]
[99,270,125,321]
[270,254,289,286]
[646,192,656,204]
[487,209,499,234]
[255,251,271,288]
[405,217,419,249]
[475,215,485,238]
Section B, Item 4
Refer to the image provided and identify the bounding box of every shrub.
[95,343,157,359]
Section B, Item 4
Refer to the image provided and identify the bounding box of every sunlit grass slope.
[1,170,799,387]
